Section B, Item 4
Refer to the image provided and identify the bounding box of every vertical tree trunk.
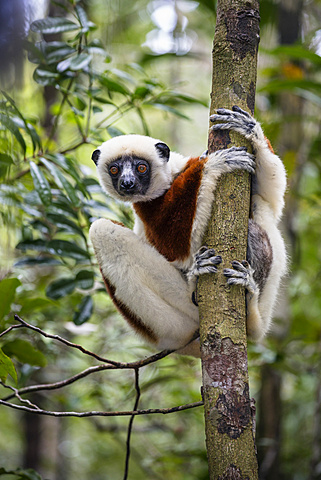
[198,1,260,478]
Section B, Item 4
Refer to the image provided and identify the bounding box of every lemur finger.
[231,260,249,273]
[224,261,257,295]
[197,265,220,275]
[221,149,256,174]
[223,268,247,279]
[232,105,252,118]
[197,256,222,268]
[196,247,221,261]
[196,246,214,258]
[189,247,222,279]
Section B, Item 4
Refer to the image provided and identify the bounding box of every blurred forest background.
[0,0,320,479]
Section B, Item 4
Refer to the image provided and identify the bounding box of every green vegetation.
[0,1,320,479]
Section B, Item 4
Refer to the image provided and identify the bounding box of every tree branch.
[0,398,203,418]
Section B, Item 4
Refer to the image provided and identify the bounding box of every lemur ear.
[92,149,101,165]
[155,142,170,162]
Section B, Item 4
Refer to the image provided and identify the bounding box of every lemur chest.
[133,156,206,263]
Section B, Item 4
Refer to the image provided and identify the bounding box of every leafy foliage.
[0,0,321,479]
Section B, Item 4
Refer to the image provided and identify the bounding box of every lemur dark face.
[91,137,172,202]
[107,156,151,197]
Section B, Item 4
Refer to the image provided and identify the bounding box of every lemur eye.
[110,166,119,175]
[137,164,147,174]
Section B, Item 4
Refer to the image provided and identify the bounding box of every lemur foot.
[223,260,258,296]
[189,246,222,279]
[217,146,256,174]
[189,247,222,307]
[210,105,263,145]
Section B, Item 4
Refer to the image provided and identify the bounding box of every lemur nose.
[120,179,135,191]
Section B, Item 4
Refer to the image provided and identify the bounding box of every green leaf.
[259,79,321,95]
[14,257,61,267]
[31,17,79,34]
[29,161,52,206]
[99,76,130,95]
[75,270,95,290]
[0,113,26,153]
[16,239,48,253]
[2,339,47,367]
[39,157,81,207]
[46,276,76,299]
[19,298,55,316]
[0,278,21,321]
[75,5,91,32]
[0,347,17,383]
[69,53,92,71]
[0,467,43,479]
[266,45,321,65]
[1,91,41,152]
[152,103,190,120]
[107,126,124,138]
[0,153,14,178]
[46,213,85,238]
[47,239,90,260]
[33,67,59,86]
[73,296,93,325]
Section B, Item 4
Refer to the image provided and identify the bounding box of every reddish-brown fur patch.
[265,136,275,154]
[100,268,158,344]
[134,156,206,262]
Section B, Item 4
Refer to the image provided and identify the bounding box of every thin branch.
[1,364,116,401]
[0,399,203,418]
[13,314,127,366]
[12,315,196,369]
[0,323,24,338]
[1,317,199,402]
[0,382,41,410]
[124,368,141,480]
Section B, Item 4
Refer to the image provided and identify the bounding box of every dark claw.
[232,105,252,118]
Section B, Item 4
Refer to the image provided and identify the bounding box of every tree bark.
[198,1,260,478]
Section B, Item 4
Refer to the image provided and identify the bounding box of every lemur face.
[107,156,151,197]
[91,135,172,203]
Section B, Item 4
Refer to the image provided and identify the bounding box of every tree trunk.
[198,1,260,478]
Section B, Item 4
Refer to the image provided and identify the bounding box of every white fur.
[90,115,287,354]
[96,134,185,203]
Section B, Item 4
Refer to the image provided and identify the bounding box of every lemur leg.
[89,218,199,351]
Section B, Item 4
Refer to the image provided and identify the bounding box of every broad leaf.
[47,240,90,260]
[73,296,93,325]
[0,114,26,153]
[0,467,43,479]
[46,277,76,299]
[2,339,47,367]
[29,161,52,206]
[0,153,14,178]
[30,17,79,34]
[0,348,17,384]
[0,278,21,321]
[75,270,95,290]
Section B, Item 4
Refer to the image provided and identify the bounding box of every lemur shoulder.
[89,106,287,357]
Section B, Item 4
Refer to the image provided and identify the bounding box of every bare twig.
[0,323,24,338]
[0,399,203,417]
[12,314,175,367]
[124,368,141,480]
[0,382,41,410]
